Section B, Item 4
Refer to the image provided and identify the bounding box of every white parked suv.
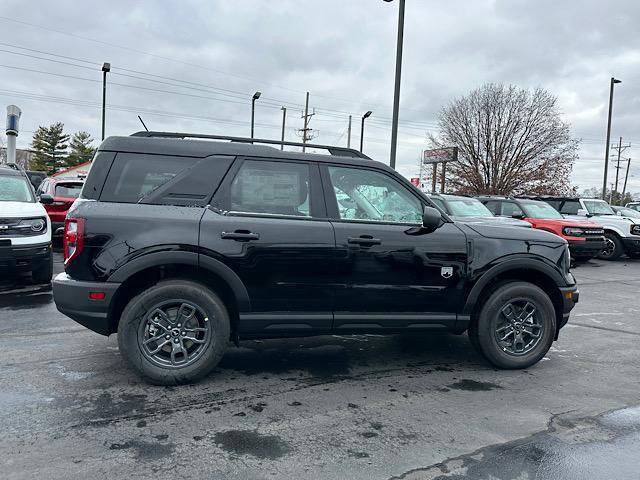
[0,165,53,283]
[536,196,640,260]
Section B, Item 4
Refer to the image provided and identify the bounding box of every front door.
[320,164,467,330]
[200,158,335,334]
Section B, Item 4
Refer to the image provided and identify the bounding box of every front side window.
[500,201,524,217]
[558,199,581,215]
[55,183,83,199]
[230,160,310,217]
[0,175,34,203]
[328,166,422,224]
[447,198,493,217]
[483,200,501,215]
[583,199,615,216]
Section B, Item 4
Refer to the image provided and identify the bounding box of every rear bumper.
[568,238,605,258]
[558,285,579,331]
[622,237,640,254]
[0,242,51,272]
[52,272,120,336]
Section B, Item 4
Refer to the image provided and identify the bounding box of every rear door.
[200,157,335,334]
[320,164,467,329]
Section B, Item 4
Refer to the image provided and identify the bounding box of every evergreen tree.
[66,131,96,167]
[30,123,69,175]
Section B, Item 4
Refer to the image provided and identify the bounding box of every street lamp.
[101,62,110,140]
[251,91,261,138]
[383,0,405,170]
[602,77,621,200]
[360,111,373,153]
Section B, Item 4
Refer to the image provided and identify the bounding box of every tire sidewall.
[475,282,556,369]
[117,280,230,385]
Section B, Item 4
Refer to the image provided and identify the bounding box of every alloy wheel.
[494,300,544,356]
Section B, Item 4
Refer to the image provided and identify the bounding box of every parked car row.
[427,192,640,261]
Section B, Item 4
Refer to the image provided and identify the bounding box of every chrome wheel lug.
[165,335,170,340]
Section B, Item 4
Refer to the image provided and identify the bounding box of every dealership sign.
[423,147,459,164]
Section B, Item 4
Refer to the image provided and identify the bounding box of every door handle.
[348,236,382,246]
[221,230,260,241]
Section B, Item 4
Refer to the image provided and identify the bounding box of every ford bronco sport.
[52,132,579,385]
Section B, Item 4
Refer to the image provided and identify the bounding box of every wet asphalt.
[0,249,639,480]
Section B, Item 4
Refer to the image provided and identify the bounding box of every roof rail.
[131,131,371,159]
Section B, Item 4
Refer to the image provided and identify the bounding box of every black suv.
[53,132,579,385]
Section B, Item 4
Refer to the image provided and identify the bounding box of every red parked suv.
[36,178,83,234]
[478,197,605,260]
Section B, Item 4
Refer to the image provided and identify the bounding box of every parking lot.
[1,250,639,479]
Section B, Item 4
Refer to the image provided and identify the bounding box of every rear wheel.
[598,233,623,261]
[32,254,53,284]
[469,282,556,369]
[117,279,230,385]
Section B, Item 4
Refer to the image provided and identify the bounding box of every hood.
[453,215,532,228]
[536,217,602,228]
[464,222,565,243]
[564,214,639,226]
[0,201,47,218]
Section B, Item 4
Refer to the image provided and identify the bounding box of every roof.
[53,160,92,177]
[98,134,392,172]
[0,164,25,176]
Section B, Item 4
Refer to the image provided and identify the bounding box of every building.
[52,161,92,180]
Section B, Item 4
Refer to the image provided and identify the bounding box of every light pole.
[280,106,286,150]
[360,111,373,153]
[251,91,261,138]
[602,77,621,200]
[101,62,110,140]
[384,0,405,170]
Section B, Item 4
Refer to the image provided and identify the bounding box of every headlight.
[562,227,583,236]
[631,225,640,236]
[19,217,47,234]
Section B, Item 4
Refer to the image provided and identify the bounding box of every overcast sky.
[0,0,639,194]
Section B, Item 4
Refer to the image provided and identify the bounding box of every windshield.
[0,175,35,202]
[583,199,615,215]
[446,198,493,217]
[520,201,563,219]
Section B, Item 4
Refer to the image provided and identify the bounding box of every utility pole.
[622,158,632,200]
[280,106,286,150]
[347,115,352,149]
[299,91,315,152]
[611,137,631,203]
[387,0,405,170]
[602,77,621,200]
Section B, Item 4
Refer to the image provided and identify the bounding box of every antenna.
[137,115,149,132]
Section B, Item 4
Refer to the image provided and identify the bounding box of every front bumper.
[622,237,640,255]
[568,238,605,258]
[558,284,579,332]
[0,242,51,272]
[52,272,120,336]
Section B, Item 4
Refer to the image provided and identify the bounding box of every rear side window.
[55,183,82,199]
[100,153,193,203]
[230,160,310,217]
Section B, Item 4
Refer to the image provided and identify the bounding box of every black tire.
[32,254,53,284]
[117,279,230,385]
[597,232,623,261]
[468,282,556,369]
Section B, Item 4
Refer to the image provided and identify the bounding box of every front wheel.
[117,280,230,385]
[597,233,623,261]
[468,282,556,369]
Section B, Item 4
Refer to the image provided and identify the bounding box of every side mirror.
[616,211,623,216]
[577,208,590,217]
[511,213,525,219]
[39,194,54,205]
[422,206,444,232]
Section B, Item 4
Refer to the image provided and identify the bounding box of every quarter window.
[230,160,310,217]
[328,166,422,224]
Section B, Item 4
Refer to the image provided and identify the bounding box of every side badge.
[441,266,454,279]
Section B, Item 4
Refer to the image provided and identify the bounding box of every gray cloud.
[1,0,638,194]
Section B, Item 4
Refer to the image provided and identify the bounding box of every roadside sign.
[423,147,458,164]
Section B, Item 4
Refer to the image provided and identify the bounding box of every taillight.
[63,218,85,266]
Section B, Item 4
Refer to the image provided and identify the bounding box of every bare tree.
[430,84,578,195]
